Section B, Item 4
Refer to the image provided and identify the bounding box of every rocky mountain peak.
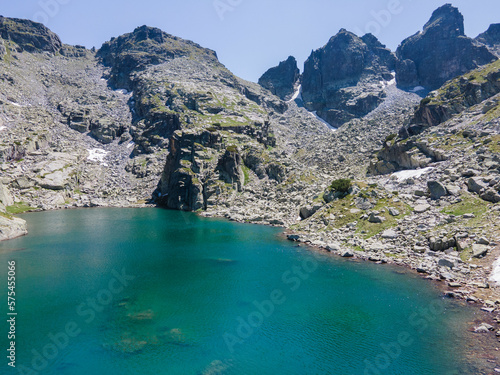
[258,56,300,100]
[423,3,464,38]
[301,29,395,127]
[97,25,219,90]
[396,5,496,89]
[476,23,500,57]
[0,16,62,54]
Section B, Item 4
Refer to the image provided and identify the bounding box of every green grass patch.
[486,135,500,153]
[355,198,412,238]
[440,194,488,218]
[0,211,13,220]
[459,248,473,262]
[6,202,35,215]
[330,178,352,194]
[241,165,251,185]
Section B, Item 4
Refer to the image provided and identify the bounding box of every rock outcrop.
[0,16,62,54]
[216,148,244,192]
[0,215,27,241]
[476,23,500,57]
[368,137,446,175]
[158,129,220,211]
[396,4,497,89]
[301,29,396,127]
[400,59,500,137]
[258,56,300,100]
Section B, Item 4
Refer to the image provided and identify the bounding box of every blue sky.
[1,1,499,82]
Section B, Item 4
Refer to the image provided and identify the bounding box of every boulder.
[446,185,461,196]
[427,180,448,200]
[474,323,494,333]
[480,189,500,203]
[13,177,34,189]
[468,177,488,194]
[326,242,341,252]
[414,204,430,213]
[0,183,14,207]
[472,244,489,258]
[37,171,70,190]
[299,204,322,220]
[368,213,385,223]
[429,236,456,251]
[355,197,374,210]
[477,237,490,245]
[388,208,400,217]
[413,246,427,254]
[438,257,457,269]
[381,229,399,239]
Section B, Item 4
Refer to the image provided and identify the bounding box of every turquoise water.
[0,208,480,374]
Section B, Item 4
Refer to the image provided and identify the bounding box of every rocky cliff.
[396,4,497,89]
[258,56,300,100]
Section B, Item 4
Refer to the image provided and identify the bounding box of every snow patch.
[410,86,426,93]
[391,167,434,182]
[87,148,109,164]
[312,111,337,131]
[0,126,6,131]
[8,101,21,107]
[126,141,135,149]
[115,89,129,95]
[288,85,302,102]
[287,84,336,131]
[490,258,500,285]
[380,72,396,87]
